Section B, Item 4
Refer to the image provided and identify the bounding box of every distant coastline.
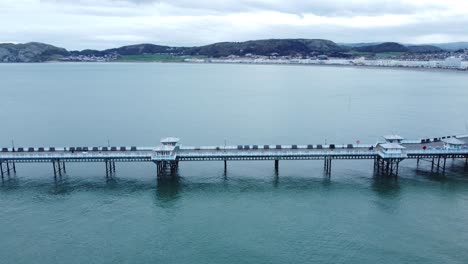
[178,60,468,73]
[30,59,468,74]
[1,39,467,72]
[1,39,468,65]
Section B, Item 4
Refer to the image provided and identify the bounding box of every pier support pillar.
[58,161,62,176]
[274,160,279,172]
[169,161,178,174]
[443,156,447,173]
[105,160,116,177]
[53,161,57,177]
[0,160,14,177]
[375,158,402,177]
[155,161,177,177]
[324,157,332,175]
[52,159,65,177]
[155,161,166,177]
[224,160,227,171]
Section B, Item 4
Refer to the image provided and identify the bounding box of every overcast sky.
[1,0,468,50]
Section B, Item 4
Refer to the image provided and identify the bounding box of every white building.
[383,135,404,144]
[442,138,465,150]
[443,57,462,69]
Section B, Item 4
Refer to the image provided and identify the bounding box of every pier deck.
[1,135,467,177]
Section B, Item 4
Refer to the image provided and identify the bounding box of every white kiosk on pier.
[443,138,465,150]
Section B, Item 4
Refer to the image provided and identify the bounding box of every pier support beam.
[274,160,279,172]
[0,160,15,177]
[105,160,116,177]
[155,160,179,177]
[53,161,57,176]
[224,160,227,172]
[1,160,18,175]
[52,159,66,177]
[324,157,332,175]
[375,158,402,177]
[443,157,447,173]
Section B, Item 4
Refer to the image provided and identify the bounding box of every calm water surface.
[1,63,468,264]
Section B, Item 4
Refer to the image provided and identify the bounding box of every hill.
[430,42,468,51]
[0,42,69,62]
[407,45,442,53]
[104,43,188,56]
[354,42,409,53]
[188,39,347,57]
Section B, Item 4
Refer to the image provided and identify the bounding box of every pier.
[1,135,468,178]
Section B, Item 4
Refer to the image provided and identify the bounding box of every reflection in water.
[51,175,72,195]
[0,174,20,190]
[371,174,400,198]
[154,175,182,208]
[273,172,279,188]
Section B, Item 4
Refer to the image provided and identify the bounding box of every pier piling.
[324,157,332,175]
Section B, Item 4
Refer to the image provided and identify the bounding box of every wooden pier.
[1,135,468,178]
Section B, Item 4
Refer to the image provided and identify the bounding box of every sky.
[1,0,468,50]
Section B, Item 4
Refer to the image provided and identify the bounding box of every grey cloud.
[44,0,443,16]
[4,0,468,49]
[153,0,443,16]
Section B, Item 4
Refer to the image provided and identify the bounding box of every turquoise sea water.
[1,63,468,264]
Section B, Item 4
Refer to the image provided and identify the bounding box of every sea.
[1,62,468,264]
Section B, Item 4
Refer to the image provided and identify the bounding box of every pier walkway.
[1,135,468,177]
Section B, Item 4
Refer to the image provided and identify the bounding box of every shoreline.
[181,60,468,73]
[1,60,467,73]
